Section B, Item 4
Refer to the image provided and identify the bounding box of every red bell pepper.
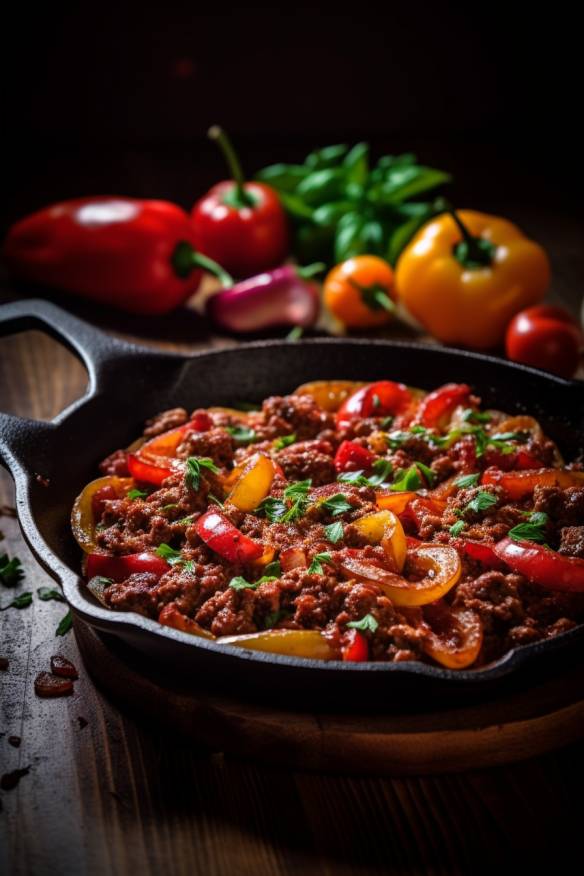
[192,127,289,278]
[86,552,169,582]
[127,453,177,487]
[481,467,584,500]
[462,540,506,569]
[334,440,375,473]
[493,537,584,592]
[342,629,369,662]
[91,485,118,519]
[3,197,232,314]
[195,510,264,563]
[336,381,411,429]
[415,383,471,429]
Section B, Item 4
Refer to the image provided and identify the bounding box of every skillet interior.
[1,299,584,706]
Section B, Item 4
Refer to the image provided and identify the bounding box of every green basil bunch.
[256,143,451,267]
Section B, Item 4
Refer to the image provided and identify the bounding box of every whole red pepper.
[2,197,232,314]
[192,127,289,278]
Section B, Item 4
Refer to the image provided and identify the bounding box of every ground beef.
[177,427,234,468]
[559,526,584,558]
[99,449,130,477]
[105,572,161,616]
[143,407,188,437]
[534,486,584,526]
[276,439,336,485]
[261,395,334,440]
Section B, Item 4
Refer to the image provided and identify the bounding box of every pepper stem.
[172,242,233,288]
[438,199,496,269]
[208,125,255,208]
[296,262,326,279]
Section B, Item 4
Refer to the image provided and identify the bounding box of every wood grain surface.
[1,285,584,874]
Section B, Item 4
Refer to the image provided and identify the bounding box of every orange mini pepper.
[323,254,395,328]
[394,209,550,349]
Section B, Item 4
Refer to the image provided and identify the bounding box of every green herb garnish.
[229,575,259,591]
[321,494,353,517]
[226,425,258,445]
[325,521,344,544]
[56,611,73,636]
[257,480,312,523]
[464,490,498,515]
[389,463,434,492]
[185,456,220,491]
[508,512,549,544]
[308,552,333,574]
[155,543,185,565]
[1,591,33,611]
[274,433,297,450]
[449,520,466,537]
[37,586,66,603]
[286,326,304,341]
[208,493,224,508]
[462,408,491,424]
[263,560,281,578]
[0,553,24,588]
[338,458,393,489]
[346,613,379,633]
[127,488,147,500]
[454,473,480,489]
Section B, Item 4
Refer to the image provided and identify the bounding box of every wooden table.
[1,223,583,873]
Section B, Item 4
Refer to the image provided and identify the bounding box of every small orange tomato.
[323,255,395,329]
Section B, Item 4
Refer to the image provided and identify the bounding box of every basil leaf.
[387,206,435,265]
[464,491,498,515]
[127,488,147,500]
[229,576,259,591]
[508,511,549,544]
[255,163,310,192]
[284,480,312,499]
[56,611,73,636]
[346,613,379,633]
[257,497,287,522]
[185,456,220,491]
[263,561,282,578]
[296,169,345,206]
[325,521,344,544]
[312,201,355,228]
[390,465,423,492]
[378,166,451,205]
[0,553,24,588]
[454,473,480,488]
[155,543,184,565]
[321,494,353,517]
[343,142,369,185]
[305,144,348,169]
[334,212,366,262]
[276,191,315,221]
[226,425,257,445]
[37,586,66,603]
[449,520,466,537]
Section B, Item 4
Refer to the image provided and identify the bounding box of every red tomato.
[505,305,582,378]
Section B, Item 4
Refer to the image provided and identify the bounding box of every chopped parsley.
[155,543,186,566]
[185,456,220,491]
[464,490,498,515]
[449,520,466,537]
[390,462,434,492]
[0,553,24,588]
[263,560,282,578]
[346,613,379,633]
[321,493,353,517]
[257,480,312,523]
[380,416,394,430]
[308,552,334,574]
[1,591,33,611]
[226,425,258,445]
[324,521,344,544]
[454,472,480,489]
[127,488,147,500]
[273,433,297,450]
[337,458,393,489]
[229,575,258,591]
[462,408,491,424]
[56,611,73,636]
[508,511,549,544]
[37,586,66,603]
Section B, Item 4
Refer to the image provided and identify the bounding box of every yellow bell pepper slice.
[218,629,334,659]
[353,510,407,572]
[226,453,275,512]
[71,476,133,553]
[420,605,483,669]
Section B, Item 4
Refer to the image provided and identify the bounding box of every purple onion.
[206,265,321,333]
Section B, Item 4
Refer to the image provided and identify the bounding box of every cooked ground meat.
[85,383,584,667]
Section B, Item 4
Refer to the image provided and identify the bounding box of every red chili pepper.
[334,440,375,473]
[3,198,232,314]
[493,537,584,592]
[192,127,289,278]
[336,381,411,429]
[415,383,471,428]
[342,630,369,662]
[462,540,506,569]
[91,485,118,519]
[86,551,169,582]
[127,453,176,487]
[195,510,264,563]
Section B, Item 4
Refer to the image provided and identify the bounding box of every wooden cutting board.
[74,618,584,776]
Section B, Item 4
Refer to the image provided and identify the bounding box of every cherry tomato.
[505,305,582,378]
[323,255,395,329]
[342,630,369,662]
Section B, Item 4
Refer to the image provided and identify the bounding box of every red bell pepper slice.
[86,551,170,582]
[493,537,584,592]
[195,510,264,563]
[462,540,506,569]
[415,383,471,429]
[127,452,177,486]
[91,485,118,518]
[334,440,375,473]
[336,381,411,429]
[342,629,369,662]
[514,449,544,470]
[481,467,584,500]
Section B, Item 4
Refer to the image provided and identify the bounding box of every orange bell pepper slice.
[293,380,366,412]
[218,629,334,659]
[225,452,275,512]
[481,467,584,500]
[375,490,417,514]
[420,603,483,669]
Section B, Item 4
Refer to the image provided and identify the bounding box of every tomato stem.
[208,125,255,209]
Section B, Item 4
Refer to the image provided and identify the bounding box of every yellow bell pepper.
[395,209,550,349]
[353,509,407,572]
[225,452,275,512]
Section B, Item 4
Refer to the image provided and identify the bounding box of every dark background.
[1,3,582,316]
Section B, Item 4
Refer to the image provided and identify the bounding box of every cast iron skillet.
[1,298,583,703]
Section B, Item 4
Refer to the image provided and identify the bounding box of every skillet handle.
[0,298,142,469]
